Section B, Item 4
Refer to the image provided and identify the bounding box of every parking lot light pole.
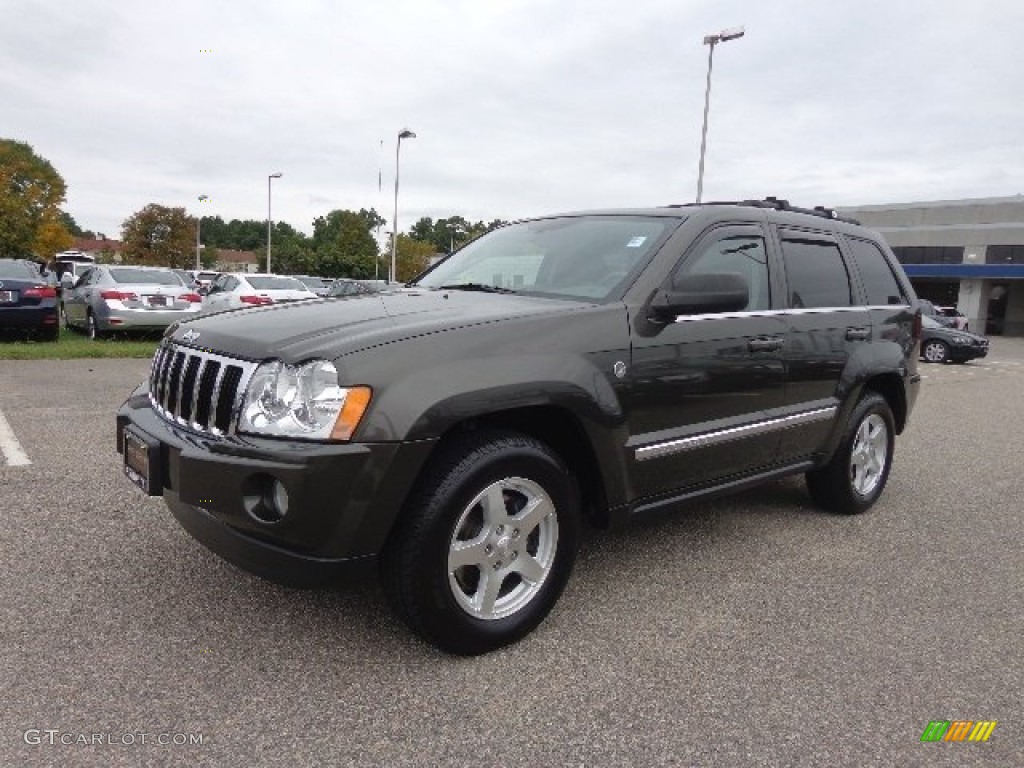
[267,172,282,273]
[196,194,209,270]
[391,129,416,284]
[696,26,744,204]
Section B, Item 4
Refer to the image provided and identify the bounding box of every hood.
[168,288,587,362]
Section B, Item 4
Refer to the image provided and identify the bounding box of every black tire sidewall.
[838,394,896,512]
[388,433,580,655]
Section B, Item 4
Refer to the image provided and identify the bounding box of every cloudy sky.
[3,0,1022,239]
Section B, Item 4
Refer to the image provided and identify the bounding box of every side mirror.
[650,272,750,320]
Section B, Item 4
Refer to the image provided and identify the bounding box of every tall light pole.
[696,26,744,204]
[195,194,209,270]
[267,172,282,273]
[390,129,416,284]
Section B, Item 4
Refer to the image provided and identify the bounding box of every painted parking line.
[0,407,31,466]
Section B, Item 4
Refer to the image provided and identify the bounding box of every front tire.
[922,340,949,363]
[806,392,895,515]
[382,429,580,655]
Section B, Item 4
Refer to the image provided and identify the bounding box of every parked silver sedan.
[63,265,203,339]
[200,273,317,313]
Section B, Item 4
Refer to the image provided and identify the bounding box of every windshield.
[110,268,184,286]
[414,215,679,301]
[921,315,944,330]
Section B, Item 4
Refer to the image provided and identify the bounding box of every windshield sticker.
[626,236,647,248]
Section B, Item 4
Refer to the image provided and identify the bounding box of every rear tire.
[86,311,103,340]
[382,429,580,655]
[806,392,895,515]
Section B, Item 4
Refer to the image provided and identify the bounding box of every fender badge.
[182,329,200,343]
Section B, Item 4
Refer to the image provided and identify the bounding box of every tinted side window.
[846,238,907,306]
[678,234,771,311]
[780,237,851,308]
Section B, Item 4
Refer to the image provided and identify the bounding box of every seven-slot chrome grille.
[148,342,259,435]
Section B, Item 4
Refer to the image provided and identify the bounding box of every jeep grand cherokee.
[117,198,921,655]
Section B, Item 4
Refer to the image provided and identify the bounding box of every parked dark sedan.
[919,315,988,363]
[0,258,60,340]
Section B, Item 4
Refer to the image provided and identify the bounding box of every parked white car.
[200,273,318,313]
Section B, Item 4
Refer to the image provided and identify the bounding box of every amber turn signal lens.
[330,386,372,441]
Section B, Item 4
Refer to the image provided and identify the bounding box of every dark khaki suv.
[117,197,921,654]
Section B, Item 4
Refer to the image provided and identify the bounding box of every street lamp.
[390,128,416,284]
[267,172,283,273]
[195,194,209,270]
[695,25,744,204]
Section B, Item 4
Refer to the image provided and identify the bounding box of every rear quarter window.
[846,237,908,306]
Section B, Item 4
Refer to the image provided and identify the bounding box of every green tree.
[0,139,72,258]
[60,210,85,237]
[121,204,196,268]
[312,209,380,278]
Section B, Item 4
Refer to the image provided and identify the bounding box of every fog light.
[242,473,289,524]
[271,480,289,518]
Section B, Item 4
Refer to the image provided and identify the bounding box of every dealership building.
[838,196,1024,336]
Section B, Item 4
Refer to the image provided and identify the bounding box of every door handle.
[748,337,784,352]
[845,327,870,341]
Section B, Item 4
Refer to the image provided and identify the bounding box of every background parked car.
[292,275,335,297]
[190,270,221,291]
[917,299,957,329]
[0,258,60,340]
[62,265,203,339]
[200,273,317,313]
[936,305,968,330]
[327,278,391,297]
[172,269,199,290]
[919,315,989,363]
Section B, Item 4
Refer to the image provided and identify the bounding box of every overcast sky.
[3,0,1022,239]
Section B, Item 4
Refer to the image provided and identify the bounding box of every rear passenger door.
[774,228,872,463]
[844,235,916,351]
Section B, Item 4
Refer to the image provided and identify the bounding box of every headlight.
[239,359,371,440]
[952,336,967,344]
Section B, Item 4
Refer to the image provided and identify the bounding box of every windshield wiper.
[436,283,517,294]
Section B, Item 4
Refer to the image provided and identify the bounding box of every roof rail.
[665,197,861,225]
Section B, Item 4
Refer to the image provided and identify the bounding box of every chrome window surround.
[672,305,910,323]
[635,406,837,462]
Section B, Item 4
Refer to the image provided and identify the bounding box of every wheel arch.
[860,372,907,434]
[427,406,613,529]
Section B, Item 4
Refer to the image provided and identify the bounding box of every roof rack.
[665,197,861,225]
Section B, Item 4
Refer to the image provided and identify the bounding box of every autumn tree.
[0,139,73,258]
[394,234,436,282]
[121,204,195,268]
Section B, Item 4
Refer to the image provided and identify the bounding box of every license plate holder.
[0,290,16,304]
[123,426,162,496]
[148,295,168,307]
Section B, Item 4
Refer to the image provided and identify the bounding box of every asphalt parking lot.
[2,343,1022,767]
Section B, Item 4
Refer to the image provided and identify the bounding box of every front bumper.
[116,383,436,587]
[949,341,988,361]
